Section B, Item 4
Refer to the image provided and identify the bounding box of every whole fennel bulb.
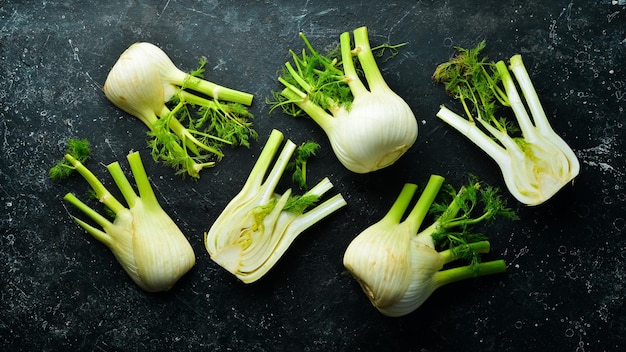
[343,175,515,317]
[59,151,195,292]
[104,42,256,178]
[272,26,418,173]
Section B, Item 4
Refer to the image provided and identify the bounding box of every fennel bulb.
[104,42,257,178]
[343,175,516,317]
[433,41,580,205]
[58,150,195,292]
[204,129,347,283]
[271,26,418,174]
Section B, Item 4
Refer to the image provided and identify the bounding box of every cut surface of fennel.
[204,129,347,283]
[62,151,195,292]
[433,44,579,205]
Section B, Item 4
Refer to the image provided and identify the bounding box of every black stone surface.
[1,1,625,351]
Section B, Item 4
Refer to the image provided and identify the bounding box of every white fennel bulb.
[433,41,580,205]
[61,151,195,292]
[104,42,256,178]
[205,129,347,283]
[344,175,515,317]
[272,26,418,173]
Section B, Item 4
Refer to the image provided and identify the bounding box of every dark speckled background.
[1,1,625,351]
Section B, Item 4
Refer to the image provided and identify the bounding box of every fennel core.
[205,129,347,284]
[104,42,257,178]
[51,143,195,293]
[270,26,418,174]
[343,174,515,317]
[433,41,580,205]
